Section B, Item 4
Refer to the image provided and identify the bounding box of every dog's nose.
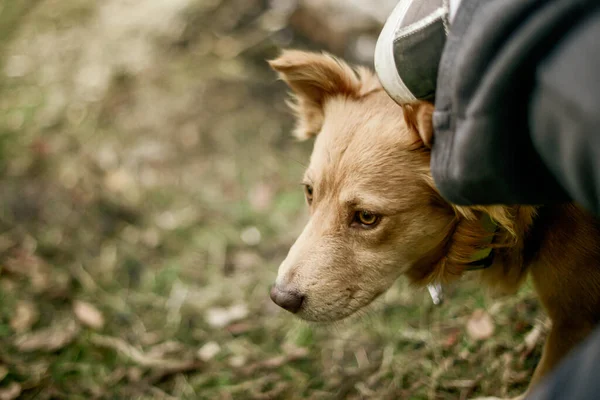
[269,285,304,313]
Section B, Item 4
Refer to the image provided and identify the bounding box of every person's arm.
[529,8,600,215]
[376,0,600,213]
[430,0,600,210]
[526,322,600,400]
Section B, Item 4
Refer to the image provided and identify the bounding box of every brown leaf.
[225,322,252,335]
[73,300,105,330]
[442,328,461,349]
[0,382,21,400]
[10,301,39,333]
[14,317,80,352]
[466,309,495,341]
[281,343,309,358]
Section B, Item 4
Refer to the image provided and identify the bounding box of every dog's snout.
[270,285,304,313]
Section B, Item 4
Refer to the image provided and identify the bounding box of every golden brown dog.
[268,50,600,397]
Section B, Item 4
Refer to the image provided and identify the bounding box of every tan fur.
[269,50,381,139]
[269,50,600,395]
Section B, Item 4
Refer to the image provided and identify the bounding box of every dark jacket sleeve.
[527,323,600,400]
[431,0,600,214]
[529,9,600,215]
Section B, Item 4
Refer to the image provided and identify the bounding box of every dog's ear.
[269,50,362,139]
[402,101,435,148]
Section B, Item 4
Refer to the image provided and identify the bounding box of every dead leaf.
[225,322,252,335]
[14,317,80,352]
[466,309,495,341]
[73,300,105,330]
[442,328,461,349]
[197,341,221,361]
[229,355,247,368]
[0,382,21,400]
[240,226,261,246]
[104,168,134,193]
[282,344,309,358]
[10,301,39,333]
[205,304,249,328]
[155,208,197,231]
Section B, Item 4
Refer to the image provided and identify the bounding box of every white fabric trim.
[449,0,463,22]
[375,0,416,103]
[395,7,446,40]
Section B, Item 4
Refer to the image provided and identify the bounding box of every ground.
[0,1,545,399]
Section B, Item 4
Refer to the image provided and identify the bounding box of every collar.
[464,213,498,271]
[427,214,498,304]
[464,250,495,271]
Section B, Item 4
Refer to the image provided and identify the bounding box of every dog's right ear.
[269,50,362,139]
[402,101,435,148]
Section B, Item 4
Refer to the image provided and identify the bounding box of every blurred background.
[0,1,545,399]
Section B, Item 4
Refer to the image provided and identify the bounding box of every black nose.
[270,285,304,313]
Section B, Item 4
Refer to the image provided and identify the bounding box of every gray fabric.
[530,9,600,214]
[393,17,446,101]
[379,0,446,103]
[404,0,442,26]
[431,0,598,206]
[527,323,600,400]
[382,0,600,213]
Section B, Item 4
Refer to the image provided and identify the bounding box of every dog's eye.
[354,210,380,227]
[304,184,313,204]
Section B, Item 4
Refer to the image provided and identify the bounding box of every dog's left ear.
[269,50,362,139]
[402,101,435,148]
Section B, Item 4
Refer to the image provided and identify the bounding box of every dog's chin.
[295,308,359,323]
[294,293,382,323]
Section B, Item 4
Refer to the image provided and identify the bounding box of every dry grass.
[0,1,544,399]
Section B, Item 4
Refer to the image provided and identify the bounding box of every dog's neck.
[405,205,537,290]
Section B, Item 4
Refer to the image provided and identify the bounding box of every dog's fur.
[269,50,600,396]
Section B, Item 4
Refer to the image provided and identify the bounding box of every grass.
[0,0,545,399]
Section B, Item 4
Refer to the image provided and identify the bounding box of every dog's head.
[268,50,511,322]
